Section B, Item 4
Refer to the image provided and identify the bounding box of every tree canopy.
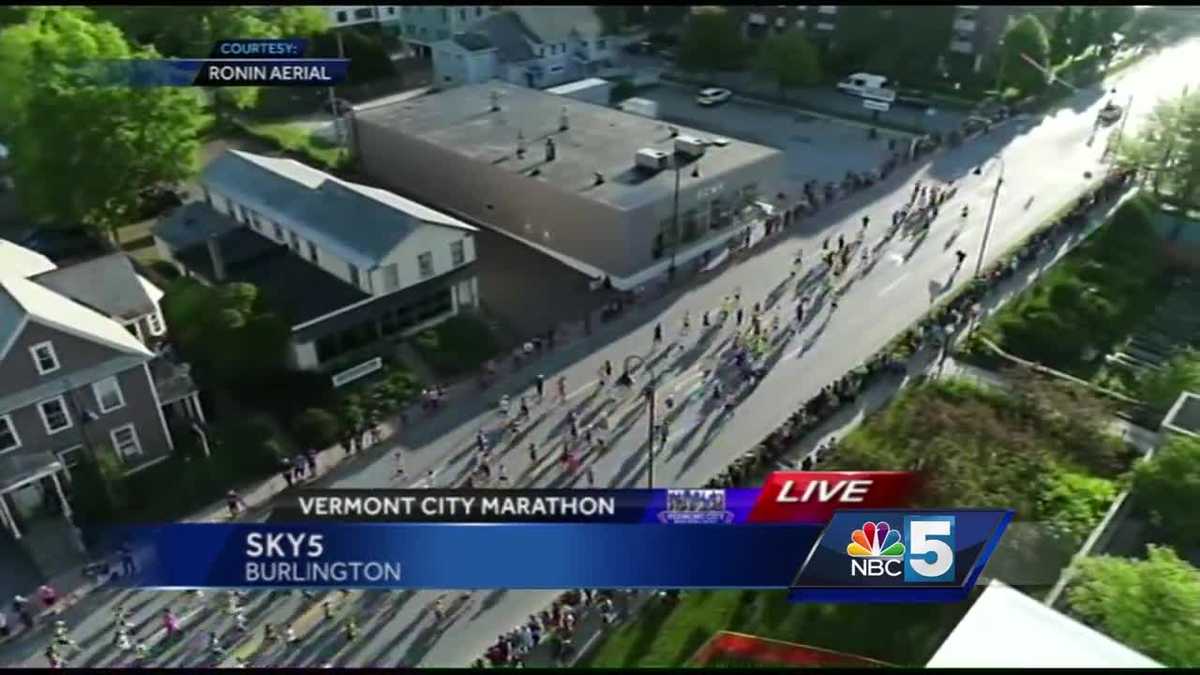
[1067,546,1200,667]
[999,14,1052,96]
[0,7,209,233]
[92,6,327,110]
[677,12,746,75]
[1116,89,1200,205]
[1049,6,1075,64]
[1070,8,1100,56]
[752,30,820,98]
[1132,435,1200,548]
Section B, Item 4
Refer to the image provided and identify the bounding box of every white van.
[836,73,896,104]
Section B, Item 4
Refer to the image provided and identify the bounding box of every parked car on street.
[695,88,732,107]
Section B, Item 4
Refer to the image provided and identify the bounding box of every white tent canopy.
[927,581,1162,669]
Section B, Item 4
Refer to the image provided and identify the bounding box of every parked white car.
[695,87,732,106]
[836,73,896,103]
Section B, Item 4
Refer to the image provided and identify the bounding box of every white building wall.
[325,6,378,28]
[369,227,475,295]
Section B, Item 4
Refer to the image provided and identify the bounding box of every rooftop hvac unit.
[635,148,671,171]
[675,135,707,158]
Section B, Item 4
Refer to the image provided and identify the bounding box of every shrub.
[412,315,500,377]
[292,407,341,450]
[217,414,288,473]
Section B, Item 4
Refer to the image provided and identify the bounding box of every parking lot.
[638,82,908,186]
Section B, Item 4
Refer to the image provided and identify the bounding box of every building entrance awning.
[0,451,63,494]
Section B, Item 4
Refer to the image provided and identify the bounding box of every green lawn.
[412,314,501,378]
[583,590,972,668]
[235,120,343,169]
[973,196,1170,379]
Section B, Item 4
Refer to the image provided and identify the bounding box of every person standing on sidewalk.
[163,607,181,642]
[119,542,136,577]
[557,376,567,404]
[226,490,248,519]
[535,374,546,402]
[305,448,318,479]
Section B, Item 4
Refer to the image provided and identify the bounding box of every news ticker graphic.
[270,472,920,524]
[73,39,348,87]
[109,473,1011,602]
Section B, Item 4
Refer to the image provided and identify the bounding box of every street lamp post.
[621,354,658,488]
[669,157,681,280]
[972,156,1006,278]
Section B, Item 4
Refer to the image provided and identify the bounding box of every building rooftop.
[165,203,370,328]
[546,77,611,95]
[926,581,1162,668]
[451,32,494,52]
[0,239,57,279]
[200,150,476,268]
[0,274,153,362]
[32,253,159,322]
[468,12,536,62]
[353,81,782,211]
[1163,391,1200,438]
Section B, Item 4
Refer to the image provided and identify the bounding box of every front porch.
[0,451,87,591]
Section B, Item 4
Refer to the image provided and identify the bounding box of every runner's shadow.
[469,589,509,620]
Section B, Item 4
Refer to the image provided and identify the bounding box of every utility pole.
[974,157,1005,278]
[669,156,681,280]
[327,30,348,161]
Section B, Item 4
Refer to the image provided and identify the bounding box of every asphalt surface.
[3,38,1197,670]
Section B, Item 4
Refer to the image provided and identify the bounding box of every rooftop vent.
[545,138,556,162]
[593,171,605,186]
[489,89,501,112]
[635,148,671,171]
[517,130,526,158]
[675,135,707,159]
[711,137,731,147]
[559,106,569,131]
[667,125,679,138]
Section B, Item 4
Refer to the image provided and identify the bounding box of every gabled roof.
[0,239,57,279]
[470,12,536,62]
[0,275,153,363]
[200,150,476,268]
[927,581,1162,668]
[509,6,604,43]
[452,32,495,52]
[31,253,158,321]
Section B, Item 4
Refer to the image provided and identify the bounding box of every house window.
[92,376,125,414]
[272,221,284,240]
[307,240,319,263]
[247,209,261,231]
[451,240,466,266]
[387,7,395,15]
[147,311,166,336]
[30,341,60,375]
[336,10,348,23]
[57,446,82,472]
[0,415,19,454]
[288,231,301,252]
[384,263,400,291]
[38,396,72,435]
[110,424,143,460]
[348,263,361,288]
[418,252,434,278]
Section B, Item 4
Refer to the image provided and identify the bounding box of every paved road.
[4,38,1197,670]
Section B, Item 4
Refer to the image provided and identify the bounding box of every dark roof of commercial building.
[163,203,369,328]
[353,81,782,211]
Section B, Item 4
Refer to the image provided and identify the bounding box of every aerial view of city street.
[3,3,1200,670]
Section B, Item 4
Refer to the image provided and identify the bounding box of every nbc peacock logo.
[847,521,905,577]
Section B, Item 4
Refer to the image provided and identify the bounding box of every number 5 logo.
[904,516,956,582]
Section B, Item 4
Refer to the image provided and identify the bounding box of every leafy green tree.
[677,12,746,76]
[1118,90,1200,203]
[0,8,209,238]
[594,6,627,35]
[1132,435,1200,548]
[890,6,957,83]
[1071,8,1100,55]
[752,30,820,99]
[94,6,326,111]
[1096,6,1135,40]
[826,6,891,75]
[998,14,1052,96]
[646,6,688,33]
[1049,6,1075,64]
[292,408,341,450]
[1139,348,1200,414]
[1035,470,1117,544]
[1067,546,1200,667]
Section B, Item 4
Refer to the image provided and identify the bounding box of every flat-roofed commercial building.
[350,81,788,289]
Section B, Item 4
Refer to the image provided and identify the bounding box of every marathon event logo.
[789,509,1012,603]
[659,489,734,524]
